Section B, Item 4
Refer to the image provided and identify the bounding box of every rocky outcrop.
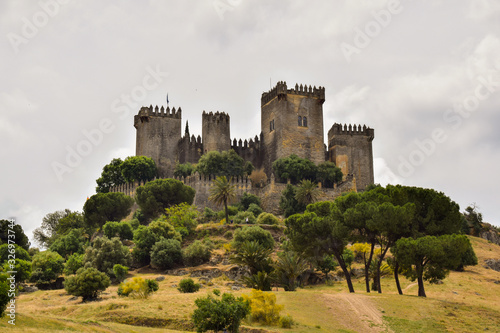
[479,223,500,245]
[484,259,500,272]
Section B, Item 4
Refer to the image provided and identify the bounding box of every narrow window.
[270,120,272,132]
[303,116,307,127]
[298,116,302,126]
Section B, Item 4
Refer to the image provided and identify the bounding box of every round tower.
[202,111,231,153]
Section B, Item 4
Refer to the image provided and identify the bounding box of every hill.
[1,229,499,333]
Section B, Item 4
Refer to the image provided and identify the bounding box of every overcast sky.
[2,0,500,245]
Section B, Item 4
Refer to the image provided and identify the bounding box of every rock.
[452,291,458,295]
[198,277,211,283]
[155,276,165,282]
[231,286,240,291]
[67,296,79,301]
[350,268,364,278]
[484,259,500,272]
[479,224,500,245]
[435,280,444,285]
[20,285,38,293]
[171,284,177,288]
[494,280,500,284]
[475,292,482,296]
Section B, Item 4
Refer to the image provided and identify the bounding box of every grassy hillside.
[1,233,499,332]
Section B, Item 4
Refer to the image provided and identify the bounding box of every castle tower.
[261,81,326,175]
[134,105,182,177]
[202,111,231,153]
[328,123,374,191]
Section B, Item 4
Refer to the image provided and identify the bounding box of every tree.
[0,274,9,317]
[178,278,200,293]
[279,184,306,217]
[462,204,483,236]
[83,192,134,230]
[316,254,338,281]
[64,267,110,301]
[63,253,84,275]
[132,221,181,265]
[33,209,72,248]
[29,251,64,287]
[274,251,308,291]
[393,234,471,297]
[209,176,236,224]
[0,220,30,251]
[285,201,355,293]
[2,259,31,284]
[96,158,125,193]
[83,236,131,277]
[150,238,183,269]
[272,154,317,183]
[196,149,252,178]
[113,264,128,282]
[174,162,195,178]
[230,241,273,276]
[183,240,212,266]
[49,229,87,258]
[239,193,261,211]
[0,244,31,263]
[162,203,198,235]
[135,178,195,219]
[121,155,157,183]
[295,179,320,206]
[232,226,275,251]
[315,161,343,188]
[103,221,134,240]
[192,289,250,333]
[256,212,280,225]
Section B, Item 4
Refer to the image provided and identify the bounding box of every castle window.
[303,116,307,127]
[270,119,275,132]
[298,116,302,126]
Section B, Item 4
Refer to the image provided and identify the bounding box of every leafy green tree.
[33,209,73,248]
[272,154,317,183]
[393,234,472,297]
[316,254,338,281]
[132,221,181,265]
[135,178,195,219]
[96,158,125,193]
[113,264,128,282]
[0,274,9,317]
[455,239,478,271]
[0,244,31,263]
[279,184,306,217]
[209,176,236,224]
[150,238,182,269]
[103,221,134,240]
[183,240,212,266]
[315,161,343,188]
[256,212,280,225]
[462,204,483,236]
[121,156,157,183]
[240,193,261,210]
[0,220,30,251]
[232,226,275,251]
[233,211,256,224]
[247,203,263,217]
[192,290,250,333]
[63,253,84,275]
[30,251,64,287]
[274,251,308,291]
[161,203,198,234]
[64,267,110,301]
[49,229,87,258]
[83,236,131,277]
[2,259,32,284]
[83,192,134,230]
[295,179,320,206]
[230,241,273,275]
[174,162,195,178]
[196,149,252,178]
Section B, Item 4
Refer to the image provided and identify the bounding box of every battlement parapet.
[202,110,230,123]
[328,123,374,139]
[137,105,182,119]
[261,81,325,106]
[231,135,261,149]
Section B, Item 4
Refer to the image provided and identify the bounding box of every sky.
[1,0,500,246]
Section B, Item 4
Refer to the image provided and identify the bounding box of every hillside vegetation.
[2,227,499,333]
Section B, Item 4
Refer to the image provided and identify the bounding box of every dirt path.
[322,293,392,333]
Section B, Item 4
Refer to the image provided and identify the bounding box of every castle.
[134,81,374,192]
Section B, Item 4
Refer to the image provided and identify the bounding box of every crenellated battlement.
[202,111,230,123]
[231,135,261,149]
[261,81,325,106]
[137,105,182,118]
[328,123,374,139]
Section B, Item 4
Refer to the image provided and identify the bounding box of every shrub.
[132,221,181,265]
[202,207,217,223]
[240,193,261,210]
[233,211,256,224]
[216,206,239,221]
[183,240,211,266]
[49,229,87,258]
[0,244,31,262]
[178,278,200,293]
[279,315,295,329]
[63,253,84,275]
[192,290,250,333]
[249,168,267,188]
[103,221,133,240]
[118,277,158,298]
[150,238,182,269]
[113,264,128,282]
[3,259,31,284]
[163,203,198,234]
[256,212,280,225]
[83,236,131,277]
[64,267,110,301]
[243,271,273,291]
[247,203,263,217]
[243,289,284,326]
[30,251,64,286]
[231,241,273,276]
[232,226,275,251]
[0,274,9,317]
[223,230,233,240]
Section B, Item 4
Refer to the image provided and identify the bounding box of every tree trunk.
[334,251,355,293]
[224,199,228,224]
[394,261,403,295]
[416,263,426,297]
[364,242,375,293]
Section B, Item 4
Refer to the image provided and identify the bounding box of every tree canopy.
[272,154,317,183]
[83,192,134,230]
[96,156,157,193]
[0,219,30,250]
[196,149,253,178]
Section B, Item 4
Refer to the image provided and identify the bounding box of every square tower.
[261,81,325,175]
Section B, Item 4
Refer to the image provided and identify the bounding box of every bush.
[113,264,128,282]
[163,203,198,234]
[247,203,263,217]
[118,277,158,298]
[243,289,284,326]
[30,251,64,286]
[64,267,110,301]
[183,240,211,266]
[83,236,131,277]
[0,244,31,263]
[192,289,250,333]
[202,207,217,223]
[279,315,295,328]
[178,278,200,293]
[49,229,87,258]
[63,253,84,275]
[103,221,133,240]
[216,206,239,221]
[256,212,280,225]
[240,193,261,210]
[0,274,9,317]
[232,226,275,251]
[150,238,182,269]
[233,211,256,224]
[132,221,181,265]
